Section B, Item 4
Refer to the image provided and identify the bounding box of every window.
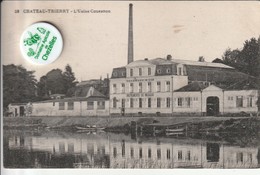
[68,102,74,110]
[148,67,151,75]
[166,69,170,73]
[166,97,171,108]
[97,101,105,109]
[122,83,125,93]
[166,81,170,92]
[139,82,142,92]
[228,96,233,101]
[130,69,133,77]
[130,148,134,158]
[148,148,152,158]
[139,98,142,108]
[178,150,183,160]
[157,98,161,108]
[130,83,134,93]
[130,98,134,108]
[139,68,142,76]
[178,98,183,107]
[193,97,198,101]
[167,149,171,160]
[157,148,161,159]
[121,99,125,108]
[247,96,253,107]
[157,81,161,92]
[113,72,117,76]
[53,102,55,106]
[236,96,243,107]
[178,67,182,75]
[148,82,152,92]
[186,97,191,107]
[112,98,117,108]
[148,98,151,108]
[236,152,243,163]
[59,102,65,110]
[139,148,142,158]
[157,69,161,74]
[87,101,94,110]
[113,84,117,94]
[113,147,117,158]
[187,151,191,161]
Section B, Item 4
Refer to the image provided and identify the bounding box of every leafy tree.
[221,37,260,77]
[37,65,77,98]
[63,64,77,97]
[3,64,37,108]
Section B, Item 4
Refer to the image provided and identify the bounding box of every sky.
[2,1,260,81]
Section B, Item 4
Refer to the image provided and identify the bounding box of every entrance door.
[206,97,219,116]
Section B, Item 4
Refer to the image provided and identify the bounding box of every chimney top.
[166,54,172,60]
[144,58,148,61]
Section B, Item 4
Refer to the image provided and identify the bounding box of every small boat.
[75,125,105,131]
[166,128,185,132]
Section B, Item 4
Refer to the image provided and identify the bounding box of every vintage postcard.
[1,1,260,175]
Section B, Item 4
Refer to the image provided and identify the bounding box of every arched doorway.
[206,97,219,116]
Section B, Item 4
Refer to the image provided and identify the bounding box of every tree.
[3,64,37,108]
[239,38,259,76]
[37,65,78,98]
[38,69,66,96]
[63,64,77,97]
[221,37,260,77]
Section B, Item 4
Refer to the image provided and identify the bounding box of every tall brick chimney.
[127,3,134,64]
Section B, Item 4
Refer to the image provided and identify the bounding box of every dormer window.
[122,72,125,76]
[113,72,118,76]
[157,69,161,74]
[166,69,170,73]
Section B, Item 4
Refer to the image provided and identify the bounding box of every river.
[3,129,260,168]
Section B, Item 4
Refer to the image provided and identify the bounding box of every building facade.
[110,57,260,116]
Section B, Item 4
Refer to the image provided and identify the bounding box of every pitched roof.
[32,96,107,104]
[175,82,209,92]
[225,78,260,90]
[74,86,105,97]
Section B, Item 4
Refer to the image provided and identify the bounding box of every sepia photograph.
[1,0,260,173]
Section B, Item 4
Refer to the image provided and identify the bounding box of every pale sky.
[1,1,260,81]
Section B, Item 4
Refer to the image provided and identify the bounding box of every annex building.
[110,56,260,116]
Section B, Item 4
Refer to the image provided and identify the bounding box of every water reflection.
[4,130,260,168]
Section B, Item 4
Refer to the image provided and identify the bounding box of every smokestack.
[127,3,134,64]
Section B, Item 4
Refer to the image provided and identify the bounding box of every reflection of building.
[6,132,259,168]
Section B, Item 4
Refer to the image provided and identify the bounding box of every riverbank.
[3,115,259,131]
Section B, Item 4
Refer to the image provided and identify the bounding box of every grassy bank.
[3,115,256,129]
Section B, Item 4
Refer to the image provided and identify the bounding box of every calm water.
[3,129,260,168]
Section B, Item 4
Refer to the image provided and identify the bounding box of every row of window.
[231,96,254,107]
[56,101,105,110]
[113,147,192,161]
[127,66,184,77]
[112,81,171,94]
[112,97,198,109]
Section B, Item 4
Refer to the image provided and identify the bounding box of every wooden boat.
[165,128,185,132]
[75,125,105,131]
